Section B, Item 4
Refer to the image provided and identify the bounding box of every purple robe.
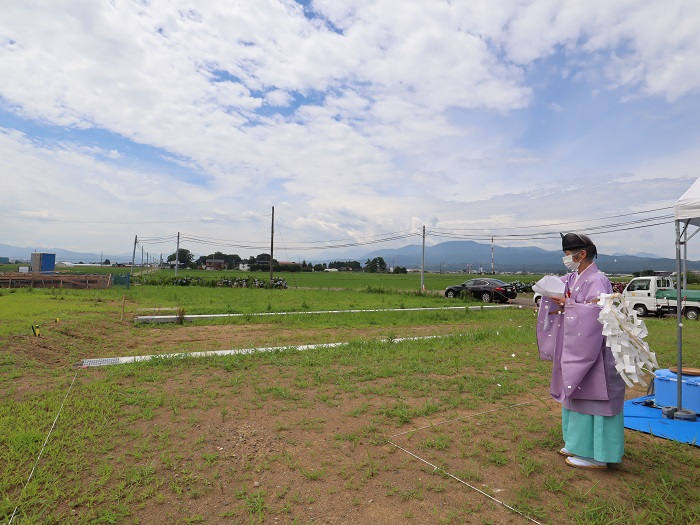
[536,263,626,416]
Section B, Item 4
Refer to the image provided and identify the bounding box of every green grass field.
[1,281,699,524]
[128,268,545,290]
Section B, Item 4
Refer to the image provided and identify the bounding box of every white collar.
[573,262,595,286]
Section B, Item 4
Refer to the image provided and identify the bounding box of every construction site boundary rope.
[387,396,551,525]
[7,369,80,525]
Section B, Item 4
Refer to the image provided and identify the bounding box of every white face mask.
[562,251,581,271]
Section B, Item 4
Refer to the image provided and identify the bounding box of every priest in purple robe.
[536,233,625,470]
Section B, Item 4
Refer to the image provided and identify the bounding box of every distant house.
[205,259,226,270]
[31,252,55,274]
[0,256,10,264]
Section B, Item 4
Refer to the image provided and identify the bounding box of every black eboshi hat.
[561,233,591,252]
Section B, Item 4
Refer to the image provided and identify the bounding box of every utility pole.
[491,237,494,274]
[420,225,426,292]
[270,206,274,281]
[175,232,180,277]
[129,235,137,287]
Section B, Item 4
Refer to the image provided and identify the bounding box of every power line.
[429,216,673,242]
[429,206,674,232]
[175,231,422,251]
[137,215,673,255]
[17,205,672,257]
[137,235,178,244]
[276,229,419,244]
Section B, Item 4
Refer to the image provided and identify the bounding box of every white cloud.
[499,1,700,101]
[0,1,699,259]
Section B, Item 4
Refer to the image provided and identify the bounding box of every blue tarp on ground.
[624,395,700,446]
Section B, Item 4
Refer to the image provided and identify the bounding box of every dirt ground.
[3,304,668,525]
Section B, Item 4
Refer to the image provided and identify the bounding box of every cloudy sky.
[2,0,700,263]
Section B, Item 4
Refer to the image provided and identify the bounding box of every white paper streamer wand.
[598,293,659,387]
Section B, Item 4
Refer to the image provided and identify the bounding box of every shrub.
[132,275,288,289]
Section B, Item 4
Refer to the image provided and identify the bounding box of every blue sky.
[2,0,700,263]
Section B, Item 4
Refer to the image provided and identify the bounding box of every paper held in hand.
[532,275,565,298]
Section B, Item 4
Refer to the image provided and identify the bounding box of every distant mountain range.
[612,252,661,258]
[360,240,699,274]
[2,240,697,274]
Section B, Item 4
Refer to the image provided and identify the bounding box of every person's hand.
[551,297,566,307]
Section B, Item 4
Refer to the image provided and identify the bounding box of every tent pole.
[675,220,684,410]
[683,227,688,288]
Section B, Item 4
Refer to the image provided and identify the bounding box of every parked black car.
[444,278,517,303]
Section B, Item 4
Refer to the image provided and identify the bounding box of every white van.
[622,275,700,320]
[622,276,674,317]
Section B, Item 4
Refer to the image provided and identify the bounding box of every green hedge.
[132,274,288,289]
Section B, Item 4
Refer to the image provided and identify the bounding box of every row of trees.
[166,250,249,269]
[165,250,407,273]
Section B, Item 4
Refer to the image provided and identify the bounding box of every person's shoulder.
[588,266,612,291]
[590,270,610,283]
[578,264,608,286]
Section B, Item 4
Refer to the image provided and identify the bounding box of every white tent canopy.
[675,176,700,226]
[672,177,700,418]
